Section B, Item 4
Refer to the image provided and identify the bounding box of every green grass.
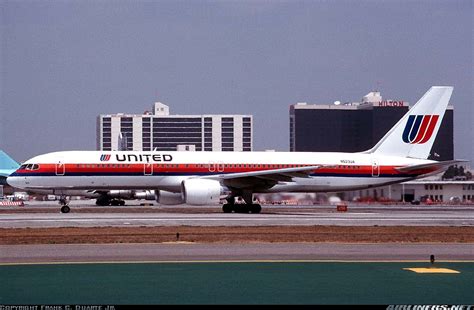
[0,262,473,304]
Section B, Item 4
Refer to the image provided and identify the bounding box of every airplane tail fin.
[367,86,453,159]
[0,150,19,170]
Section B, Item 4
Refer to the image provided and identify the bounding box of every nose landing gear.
[59,196,70,213]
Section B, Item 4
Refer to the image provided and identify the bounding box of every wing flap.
[253,174,293,182]
[212,165,319,180]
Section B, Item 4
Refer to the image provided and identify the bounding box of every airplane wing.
[395,160,468,173]
[200,165,322,190]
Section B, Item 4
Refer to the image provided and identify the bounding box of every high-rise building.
[97,102,253,152]
[290,91,454,161]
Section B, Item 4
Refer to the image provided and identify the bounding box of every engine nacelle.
[181,179,223,205]
[156,190,184,205]
[134,190,156,200]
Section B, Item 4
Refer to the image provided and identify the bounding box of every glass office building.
[98,102,252,152]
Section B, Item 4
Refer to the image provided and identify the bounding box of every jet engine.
[156,190,184,205]
[181,179,223,205]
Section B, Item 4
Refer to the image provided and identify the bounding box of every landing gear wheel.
[96,196,111,206]
[234,204,251,213]
[250,204,262,214]
[222,204,233,213]
[60,205,70,213]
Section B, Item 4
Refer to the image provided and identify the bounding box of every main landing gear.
[96,196,125,206]
[222,191,262,214]
[222,203,262,214]
[59,196,70,213]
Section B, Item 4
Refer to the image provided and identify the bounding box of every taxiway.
[1,242,473,264]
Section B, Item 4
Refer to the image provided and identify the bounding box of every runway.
[1,204,473,304]
[0,205,473,227]
[1,242,473,264]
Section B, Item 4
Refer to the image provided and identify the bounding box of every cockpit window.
[19,164,27,170]
[23,164,40,170]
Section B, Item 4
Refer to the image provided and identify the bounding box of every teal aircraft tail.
[0,150,19,177]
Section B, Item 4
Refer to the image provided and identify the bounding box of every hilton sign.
[377,100,406,107]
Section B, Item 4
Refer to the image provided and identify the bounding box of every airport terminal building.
[344,179,474,203]
[97,102,253,152]
[290,91,454,161]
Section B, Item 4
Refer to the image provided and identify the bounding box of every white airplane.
[7,86,462,213]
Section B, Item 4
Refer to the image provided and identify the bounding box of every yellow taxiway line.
[403,267,460,274]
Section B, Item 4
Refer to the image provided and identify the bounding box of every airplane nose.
[7,176,23,189]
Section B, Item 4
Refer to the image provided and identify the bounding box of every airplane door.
[144,162,153,176]
[371,158,379,177]
[55,162,65,176]
[208,162,216,173]
[217,162,224,173]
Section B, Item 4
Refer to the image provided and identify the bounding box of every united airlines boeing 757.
[7,87,462,213]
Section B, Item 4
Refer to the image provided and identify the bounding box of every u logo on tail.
[402,115,439,144]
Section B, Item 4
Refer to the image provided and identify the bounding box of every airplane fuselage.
[7,150,436,195]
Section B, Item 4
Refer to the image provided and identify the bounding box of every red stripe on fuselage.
[13,163,434,177]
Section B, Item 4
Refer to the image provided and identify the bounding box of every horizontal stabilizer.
[0,150,19,177]
[396,160,468,173]
[0,150,19,170]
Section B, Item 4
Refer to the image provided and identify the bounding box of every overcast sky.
[1,0,472,163]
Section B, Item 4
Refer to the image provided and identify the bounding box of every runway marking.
[1,211,473,228]
[1,260,474,266]
[403,267,460,274]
